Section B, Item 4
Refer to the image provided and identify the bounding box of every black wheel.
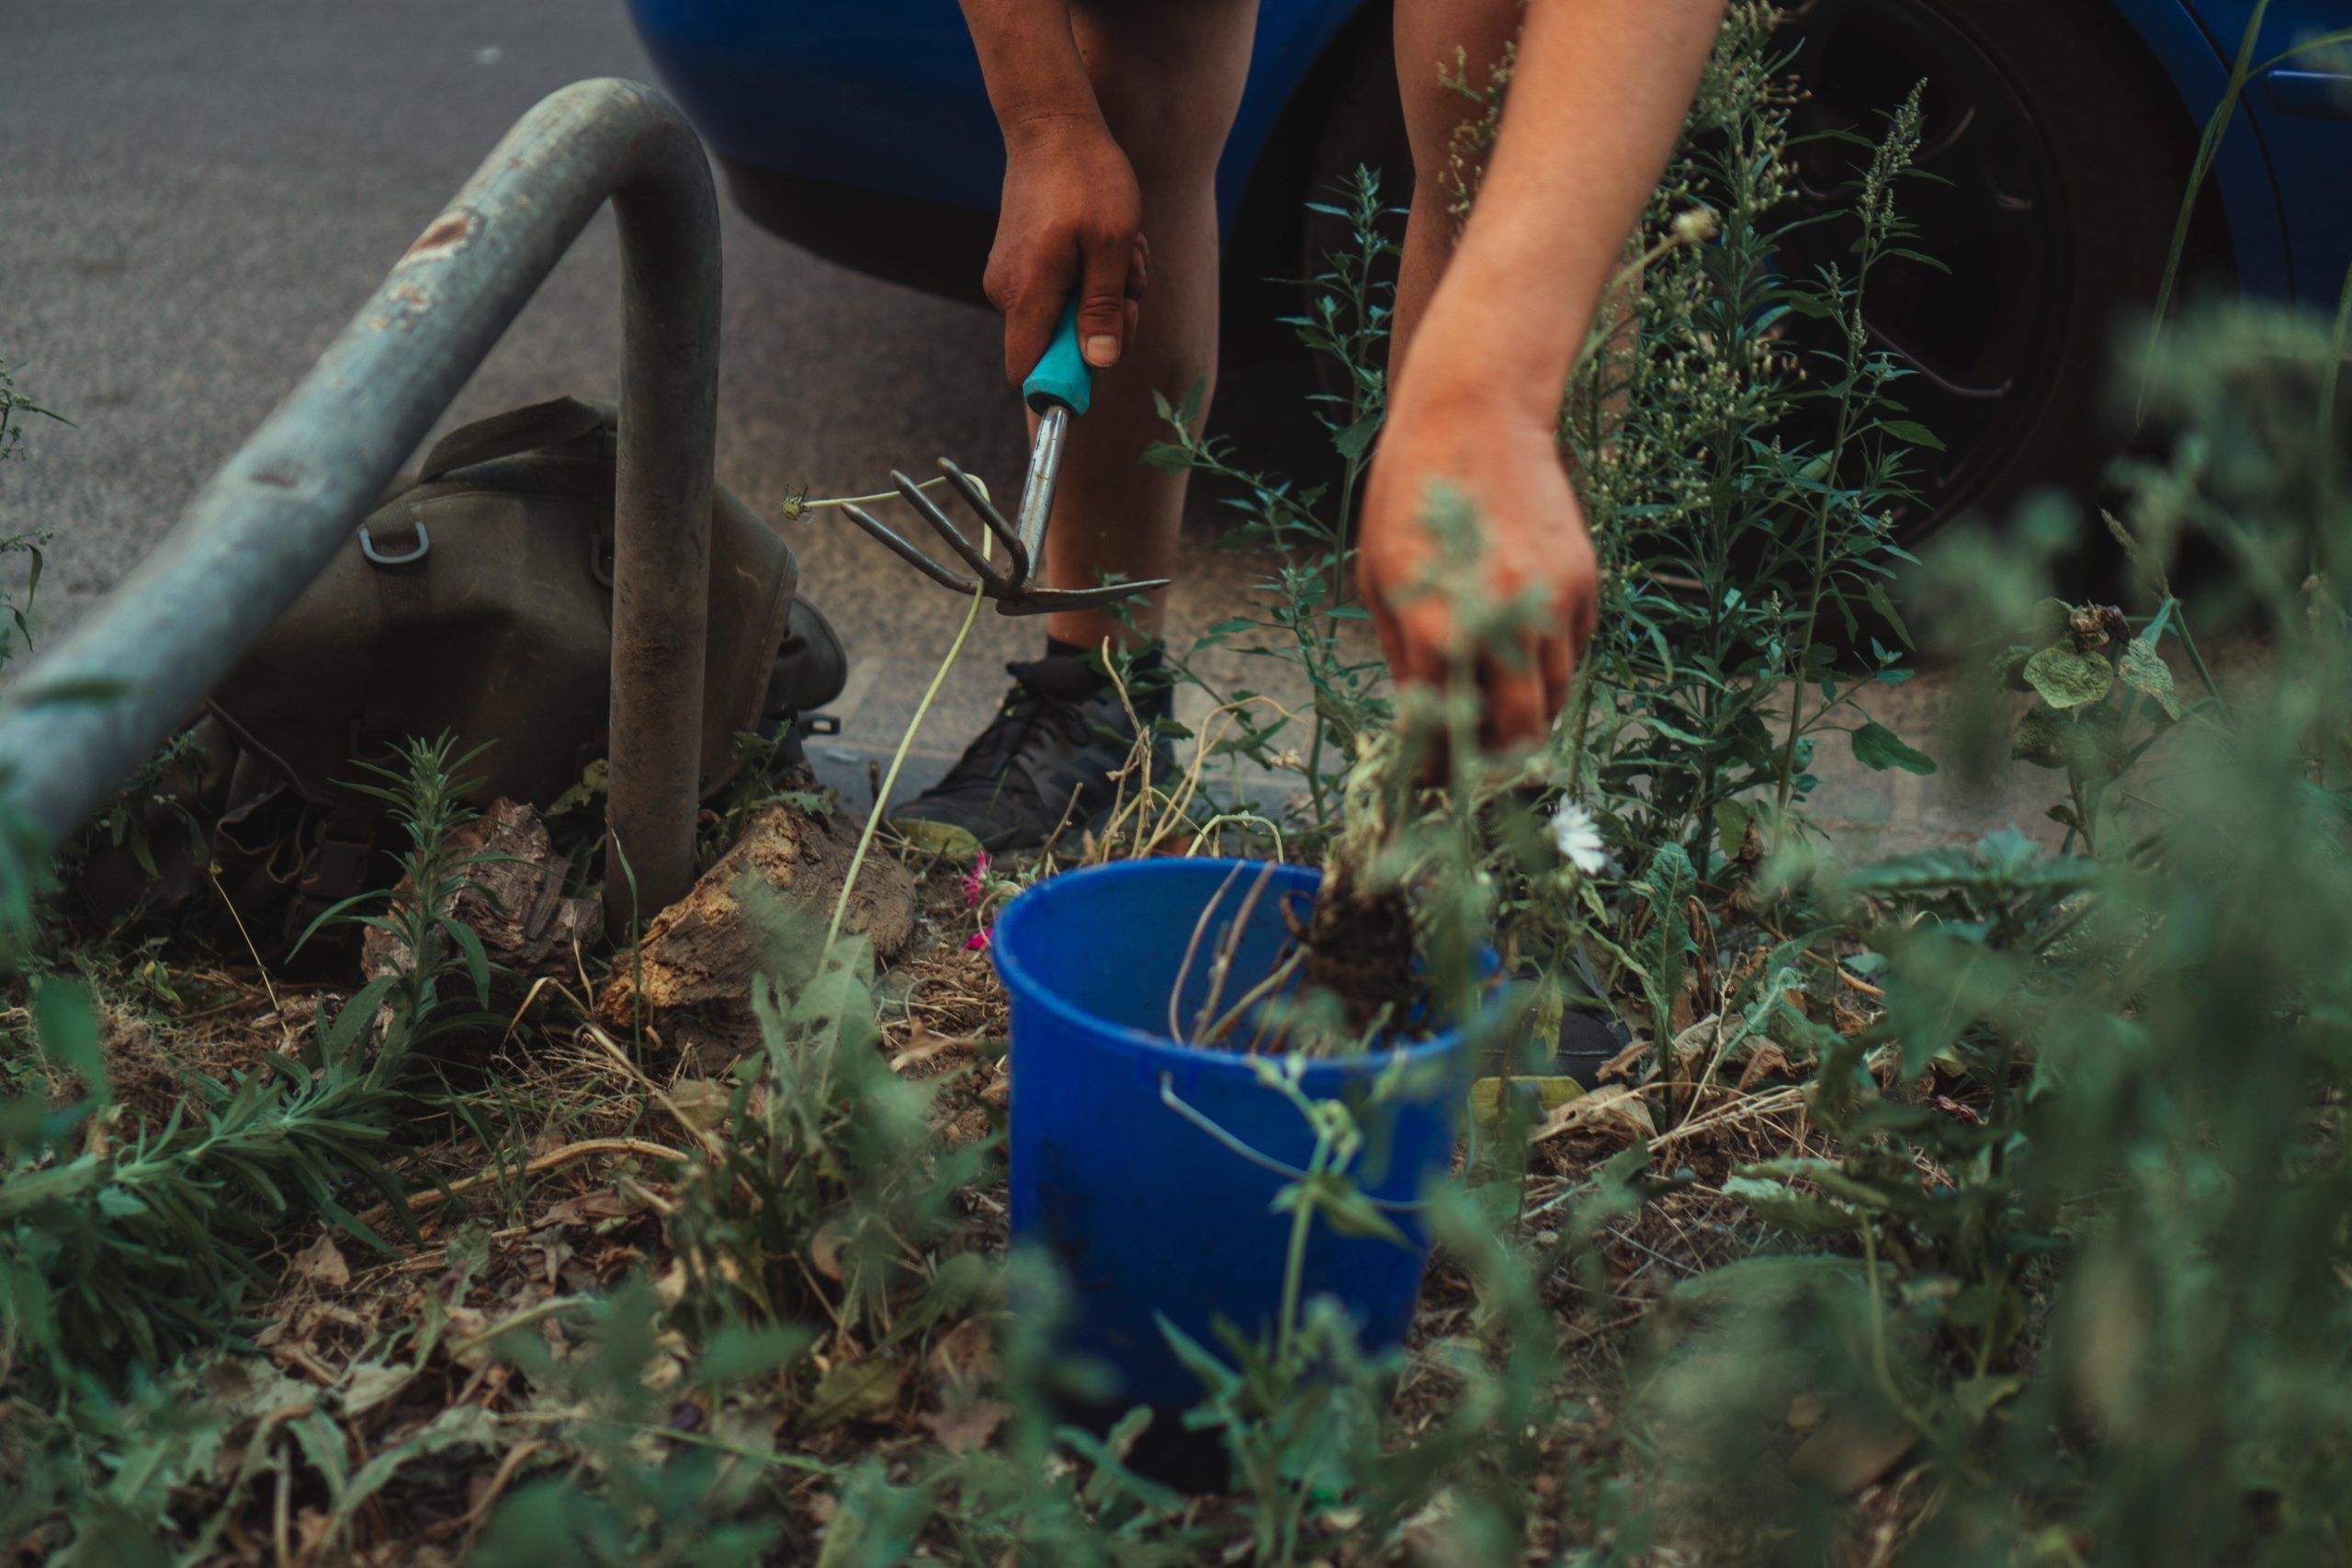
[1780,0,2206,539]
[1272,0,2212,542]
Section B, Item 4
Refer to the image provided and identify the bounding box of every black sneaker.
[891,653,1173,857]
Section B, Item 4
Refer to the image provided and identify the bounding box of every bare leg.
[1043,0,1257,653]
[1391,0,1523,382]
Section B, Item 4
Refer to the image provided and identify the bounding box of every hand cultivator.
[842,300,1170,616]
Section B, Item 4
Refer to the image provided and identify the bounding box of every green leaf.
[33,976,104,1096]
[23,675,132,706]
[1863,580,1912,647]
[1877,418,1947,452]
[2117,637,2183,718]
[1722,1175,1860,1235]
[437,914,493,1007]
[1176,377,1206,427]
[1849,720,1937,776]
[798,1354,904,1430]
[1989,645,2037,692]
[2010,705,2067,770]
[2022,645,2113,709]
[1154,1312,1240,1397]
[703,1322,817,1389]
[1303,1171,1411,1248]
[322,975,398,1055]
[1331,412,1383,463]
[1713,798,1754,862]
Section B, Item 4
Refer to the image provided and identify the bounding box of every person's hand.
[1356,382,1600,752]
[983,113,1148,383]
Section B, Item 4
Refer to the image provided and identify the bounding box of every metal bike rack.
[0,78,718,931]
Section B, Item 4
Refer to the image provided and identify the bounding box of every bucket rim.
[989,856,1478,1072]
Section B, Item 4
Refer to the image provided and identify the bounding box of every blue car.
[628,0,2352,529]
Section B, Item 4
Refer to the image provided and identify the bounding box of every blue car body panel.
[628,0,2352,307]
[2165,0,2352,299]
[627,0,1364,229]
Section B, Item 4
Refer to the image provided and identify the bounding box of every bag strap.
[417,396,613,481]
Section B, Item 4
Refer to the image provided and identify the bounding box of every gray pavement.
[0,0,2058,854]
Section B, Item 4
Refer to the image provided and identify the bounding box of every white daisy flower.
[1550,800,1609,877]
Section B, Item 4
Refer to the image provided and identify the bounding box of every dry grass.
[2,809,1929,1568]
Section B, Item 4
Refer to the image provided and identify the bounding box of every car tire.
[1780,0,2212,544]
[1287,0,2218,546]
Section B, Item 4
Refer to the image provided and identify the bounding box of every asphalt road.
[0,0,1298,808]
[0,0,2054,851]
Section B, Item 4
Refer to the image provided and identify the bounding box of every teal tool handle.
[1023,299,1094,418]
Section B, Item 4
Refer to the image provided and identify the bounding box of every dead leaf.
[1669,1015,1721,1082]
[293,1232,350,1290]
[1533,1084,1657,1146]
[291,1507,332,1559]
[1790,1403,1916,1496]
[799,1355,903,1430]
[809,1218,851,1283]
[925,1316,1001,1393]
[540,1189,639,1230]
[890,1021,966,1074]
[919,1398,1008,1454]
[666,1077,731,1133]
[1737,1042,1795,1091]
[341,1357,414,1417]
[1467,1075,1585,1127]
[1597,1035,1650,1084]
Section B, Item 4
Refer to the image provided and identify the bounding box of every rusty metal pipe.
[0,78,717,932]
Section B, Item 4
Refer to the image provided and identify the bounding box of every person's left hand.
[1356,381,1599,752]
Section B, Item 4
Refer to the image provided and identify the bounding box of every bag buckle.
[359,520,431,568]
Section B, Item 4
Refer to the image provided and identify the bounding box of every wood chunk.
[596,799,915,1062]
[360,798,596,1011]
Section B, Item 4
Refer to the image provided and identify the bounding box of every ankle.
[1045,636,1173,723]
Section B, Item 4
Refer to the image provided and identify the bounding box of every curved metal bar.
[0,78,718,933]
[889,469,1004,586]
[995,577,1174,617]
[838,503,985,595]
[935,457,1027,584]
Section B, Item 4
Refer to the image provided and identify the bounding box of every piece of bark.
[361,798,597,1010]
[596,798,914,1062]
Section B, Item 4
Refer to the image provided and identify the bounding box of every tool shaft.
[1017,401,1069,568]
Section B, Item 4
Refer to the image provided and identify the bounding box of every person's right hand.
[983,113,1147,383]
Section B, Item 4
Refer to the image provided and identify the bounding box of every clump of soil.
[1298,870,1422,1038]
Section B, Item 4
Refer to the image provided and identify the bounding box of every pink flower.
[964,928,992,953]
[961,852,994,909]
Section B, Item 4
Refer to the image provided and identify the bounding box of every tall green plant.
[1146,166,1400,837]
[1679,300,2352,1563]
[1,737,477,1397]
[1556,5,1937,881]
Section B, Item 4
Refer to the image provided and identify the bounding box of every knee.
[1394,2,1519,187]
[1079,1,1255,191]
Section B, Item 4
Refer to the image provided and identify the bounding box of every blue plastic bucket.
[991,858,1477,1417]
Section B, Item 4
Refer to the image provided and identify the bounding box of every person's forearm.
[957,0,1104,137]
[1408,0,1725,416]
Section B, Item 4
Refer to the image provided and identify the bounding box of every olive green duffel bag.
[161,394,841,950]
